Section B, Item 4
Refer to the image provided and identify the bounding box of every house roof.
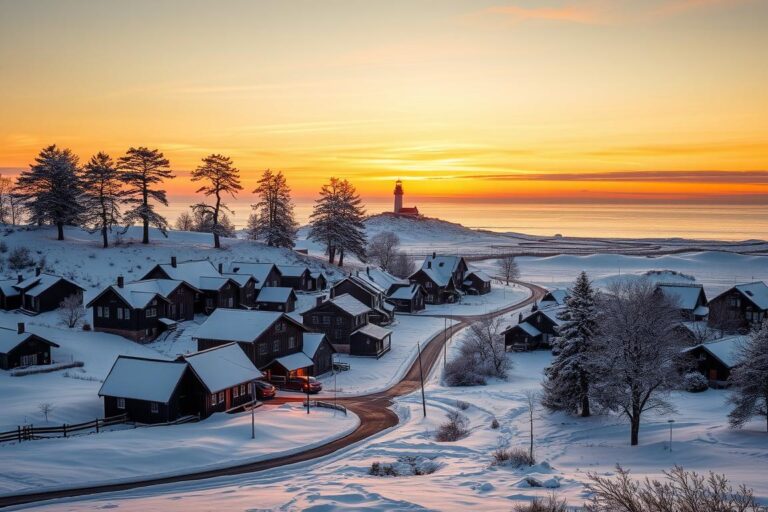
[198,276,236,292]
[98,356,185,403]
[537,308,566,326]
[328,294,372,316]
[221,273,254,287]
[0,279,20,297]
[194,309,286,343]
[353,323,392,340]
[225,262,280,287]
[389,284,422,300]
[466,270,491,283]
[734,282,768,310]
[342,274,387,296]
[13,273,84,297]
[302,332,330,358]
[0,327,59,354]
[416,267,452,287]
[182,343,262,393]
[516,322,542,337]
[685,335,747,369]
[421,254,465,275]
[272,351,314,372]
[657,283,704,311]
[541,289,569,306]
[277,265,310,278]
[86,279,184,309]
[256,287,296,304]
[152,260,224,290]
[358,268,408,292]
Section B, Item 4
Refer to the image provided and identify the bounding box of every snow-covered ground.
[416,282,530,317]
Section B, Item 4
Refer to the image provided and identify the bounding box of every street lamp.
[668,419,675,452]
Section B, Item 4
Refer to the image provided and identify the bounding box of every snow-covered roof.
[694,305,709,317]
[466,270,491,283]
[421,255,464,274]
[0,326,58,354]
[329,294,372,317]
[541,289,569,306]
[155,260,222,290]
[389,284,422,300]
[272,351,314,371]
[256,287,295,303]
[225,262,279,286]
[302,332,328,358]
[88,279,183,309]
[657,283,704,310]
[688,335,748,369]
[14,273,84,297]
[353,323,392,340]
[198,276,234,292]
[343,274,386,296]
[183,343,263,393]
[516,322,542,337]
[0,279,20,297]
[277,265,309,278]
[538,308,566,326]
[99,357,185,403]
[734,282,768,310]
[417,267,452,287]
[310,271,325,280]
[358,268,408,292]
[222,273,253,287]
[194,309,284,342]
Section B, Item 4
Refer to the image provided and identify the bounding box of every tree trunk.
[630,416,640,446]
[328,245,336,264]
[338,248,345,267]
[102,226,109,248]
[57,222,64,240]
[142,220,149,244]
[580,393,591,417]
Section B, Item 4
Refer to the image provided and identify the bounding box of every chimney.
[218,263,223,274]
[117,276,124,288]
[17,322,24,334]
[427,261,432,269]
[35,267,41,276]
[171,256,177,268]
[432,251,436,259]
[316,295,326,307]
[366,266,370,276]
[518,312,523,323]
[17,274,23,284]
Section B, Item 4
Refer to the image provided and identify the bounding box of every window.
[124,308,131,320]
[211,394,217,406]
[206,298,214,307]
[20,354,37,366]
[273,340,280,352]
[247,383,253,394]
[233,386,239,398]
[240,384,246,395]
[425,282,432,289]
[288,336,296,349]
[336,317,343,325]
[117,308,123,320]
[323,315,331,325]
[150,402,159,414]
[334,329,342,340]
[146,308,157,318]
[275,322,285,333]
[312,315,319,324]
[116,397,125,410]
[227,297,234,308]
[180,303,185,315]
[218,392,224,404]
[99,306,110,318]
[259,343,268,355]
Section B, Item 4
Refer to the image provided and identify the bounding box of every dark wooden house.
[277,265,313,291]
[302,332,335,376]
[14,269,85,315]
[350,323,392,358]
[683,335,745,387]
[409,254,468,305]
[386,284,426,313]
[226,262,282,289]
[87,277,198,343]
[301,294,372,352]
[331,276,395,325]
[222,273,258,309]
[254,287,297,312]
[194,309,311,378]
[310,272,328,291]
[0,323,59,370]
[708,282,768,332]
[503,307,564,351]
[656,283,709,321]
[0,277,22,310]
[463,270,492,295]
[539,289,569,309]
[142,258,239,314]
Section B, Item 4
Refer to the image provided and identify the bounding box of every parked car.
[284,376,322,394]
[253,380,277,400]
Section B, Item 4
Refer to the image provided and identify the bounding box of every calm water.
[162,198,768,241]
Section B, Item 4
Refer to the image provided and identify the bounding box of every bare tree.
[591,279,682,446]
[497,255,520,285]
[728,322,768,432]
[367,232,401,272]
[174,211,195,231]
[457,317,510,378]
[523,389,539,463]
[390,251,416,278]
[59,294,85,328]
[39,402,54,423]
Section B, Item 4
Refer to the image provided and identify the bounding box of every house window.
[273,340,280,352]
[206,298,214,307]
[150,402,159,414]
[247,383,253,394]
[288,336,296,349]
[259,343,268,355]
[99,306,110,318]
[334,329,342,340]
[20,354,37,366]
[227,297,234,308]
[124,308,131,320]
[211,394,217,406]
[425,282,432,289]
[146,308,157,318]
[312,315,319,324]
[336,317,343,325]
[233,386,239,398]
[728,297,741,307]
[116,397,125,409]
[240,384,246,395]
[218,392,224,404]
[323,315,331,325]
[180,303,185,315]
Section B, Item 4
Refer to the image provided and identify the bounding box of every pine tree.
[80,152,123,248]
[16,145,83,240]
[249,169,298,248]
[190,154,242,248]
[308,177,366,265]
[542,271,599,417]
[728,322,768,432]
[118,147,174,244]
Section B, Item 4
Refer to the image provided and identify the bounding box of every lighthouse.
[393,179,404,213]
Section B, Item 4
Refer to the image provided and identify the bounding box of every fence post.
[17,426,21,442]
[96,419,99,433]
[63,424,67,438]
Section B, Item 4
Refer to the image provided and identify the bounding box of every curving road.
[0,280,547,510]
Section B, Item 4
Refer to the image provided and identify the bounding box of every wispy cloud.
[468,170,768,184]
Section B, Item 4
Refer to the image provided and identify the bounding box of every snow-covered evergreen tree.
[80,152,123,248]
[190,154,242,248]
[728,322,768,432]
[118,147,174,244]
[308,177,366,265]
[16,145,83,240]
[590,279,681,445]
[542,271,599,417]
[249,169,297,248]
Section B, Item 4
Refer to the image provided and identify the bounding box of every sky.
[1,0,767,205]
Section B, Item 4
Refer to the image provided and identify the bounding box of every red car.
[253,380,277,400]
[284,376,322,394]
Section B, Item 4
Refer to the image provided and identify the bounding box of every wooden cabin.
[656,283,709,321]
[386,284,426,313]
[87,277,198,343]
[708,282,768,333]
[683,335,745,387]
[277,265,313,291]
[0,277,22,310]
[310,272,328,291]
[463,270,492,295]
[503,307,565,351]
[14,269,85,315]
[142,258,239,314]
[226,262,282,289]
[0,323,59,370]
[301,294,372,352]
[194,309,310,375]
[331,275,395,325]
[301,332,335,376]
[539,289,569,309]
[254,287,297,312]
[350,323,392,358]
[222,273,258,309]
[409,253,468,305]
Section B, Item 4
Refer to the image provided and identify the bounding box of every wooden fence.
[305,400,347,416]
[0,413,128,444]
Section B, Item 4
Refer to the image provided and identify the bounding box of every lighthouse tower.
[393,179,403,213]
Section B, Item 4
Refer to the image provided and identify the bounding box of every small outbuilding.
[14,270,85,315]
[683,335,746,387]
[254,287,297,312]
[301,332,336,376]
[0,323,59,370]
[350,323,392,358]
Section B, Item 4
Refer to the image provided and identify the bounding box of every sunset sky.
[1,0,767,204]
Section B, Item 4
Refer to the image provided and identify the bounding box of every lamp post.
[306,376,311,415]
[417,341,427,417]
[668,419,675,452]
[251,380,256,440]
[333,353,338,415]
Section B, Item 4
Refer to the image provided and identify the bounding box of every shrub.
[444,357,486,387]
[682,371,709,393]
[436,410,469,442]
[456,400,470,411]
[491,418,500,429]
[0,240,7,253]
[369,456,438,477]
[492,446,535,467]
[585,465,766,512]
[82,323,91,331]
[8,246,34,270]
[513,495,568,512]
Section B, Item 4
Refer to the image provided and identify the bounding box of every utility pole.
[668,419,675,452]
[251,380,256,439]
[417,341,427,417]
[306,379,311,415]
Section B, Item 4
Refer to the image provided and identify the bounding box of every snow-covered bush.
[436,410,469,442]
[8,246,34,270]
[444,357,486,386]
[682,372,709,393]
[491,418,500,429]
[456,400,470,410]
[444,317,510,387]
[492,446,535,467]
[369,456,438,477]
[586,465,766,512]
[513,495,568,512]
